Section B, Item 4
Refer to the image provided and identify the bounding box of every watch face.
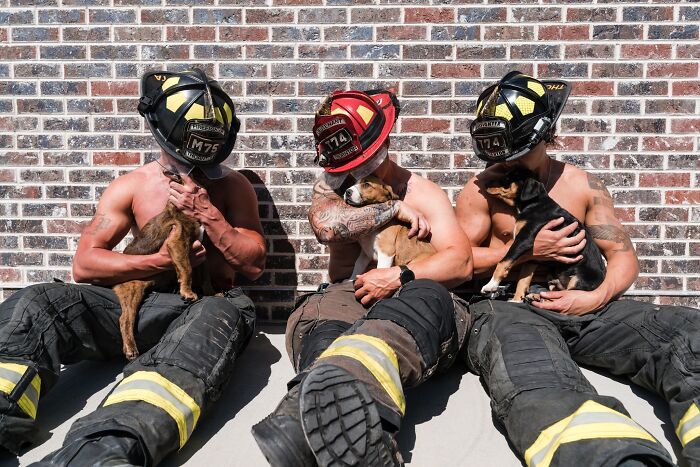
[400,267,415,285]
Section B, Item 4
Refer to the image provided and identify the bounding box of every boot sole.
[299,364,400,467]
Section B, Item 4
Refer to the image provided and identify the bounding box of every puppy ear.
[385,184,400,200]
[519,178,544,202]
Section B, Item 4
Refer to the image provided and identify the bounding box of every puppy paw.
[508,298,525,303]
[524,293,542,303]
[180,289,198,301]
[481,279,500,294]
[123,345,139,361]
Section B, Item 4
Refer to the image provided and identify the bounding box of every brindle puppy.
[113,171,213,360]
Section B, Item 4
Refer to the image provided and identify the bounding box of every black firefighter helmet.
[138,68,241,178]
[470,71,571,163]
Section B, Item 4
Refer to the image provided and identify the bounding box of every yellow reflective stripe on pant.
[525,400,658,467]
[318,334,405,414]
[0,362,41,419]
[677,402,700,446]
[103,371,201,449]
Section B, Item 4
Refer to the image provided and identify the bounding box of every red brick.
[538,25,589,41]
[0,170,15,182]
[672,81,700,96]
[676,44,700,59]
[166,26,215,42]
[245,117,293,132]
[620,44,672,59]
[549,136,584,152]
[643,137,694,152]
[430,63,480,78]
[376,26,426,41]
[0,269,21,283]
[220,27,268,42]
[671,119,700,133]
[614,208,635,222]
[666,191,700,205]
[401,118,450,133]
[91,82,138,96]
[0,29,7,42]
[47,220,90,234]
[572,81,614,96]
[93,152,141,165]
[647,62,698,78]
[639,173,691,188]
[405,8,455,24]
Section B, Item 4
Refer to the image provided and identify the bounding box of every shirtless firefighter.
[252,89,473,467]
[0,69,266,466]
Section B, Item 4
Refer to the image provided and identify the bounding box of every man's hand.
[529,289,606,316]
[155,227,207,269]
[395,201,430,239]
[169,174,214,220]
[354,267,401,306]
[531,217,586,263]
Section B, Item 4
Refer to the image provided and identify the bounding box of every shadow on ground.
[397,364,465,463]
[163,329,281,466]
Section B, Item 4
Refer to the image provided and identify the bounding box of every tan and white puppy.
[344,175,436,279]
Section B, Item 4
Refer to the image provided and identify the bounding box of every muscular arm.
[309,176,398,244]
[73,177,172,286]
[455,177,507,274]
[407,182,473,288]
[170,172,266,281]
[584,173,639,304]
[199,174,266,281]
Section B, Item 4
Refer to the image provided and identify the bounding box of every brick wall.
[0,2,699,319]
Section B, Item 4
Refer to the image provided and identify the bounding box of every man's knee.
[364,279,457,372]
[297,320,353,371]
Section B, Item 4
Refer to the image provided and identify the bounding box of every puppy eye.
[361,182,370,188]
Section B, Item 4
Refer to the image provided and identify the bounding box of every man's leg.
[556,300,700,466]
[253,282,363,467]
[466,299,673,467]
[300,279,469,466]
[0,282,175,454]
[39,288,255,467]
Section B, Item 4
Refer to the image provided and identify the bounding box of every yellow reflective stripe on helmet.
[677,403,700,446]
[0,363,41,419]
[103,371,200,449]
[319,334,405,414]
[525,400,657,467]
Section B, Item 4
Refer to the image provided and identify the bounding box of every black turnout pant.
[466,298,700,467]
[0,282,255,466]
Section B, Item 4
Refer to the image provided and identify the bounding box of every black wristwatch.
[399,265,415,286]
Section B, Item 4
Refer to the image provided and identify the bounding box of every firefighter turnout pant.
[0,281,255,466]
[466,298,700,467]
[286,279,470,429]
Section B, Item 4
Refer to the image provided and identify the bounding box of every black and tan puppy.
[343,175,435,279]
[481,168,606,302]
[113,171,213,360]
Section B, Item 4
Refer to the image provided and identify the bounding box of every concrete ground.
[12,324,683,467]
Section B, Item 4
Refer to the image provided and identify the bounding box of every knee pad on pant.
[365,279,456,371]
[298,320,352,371]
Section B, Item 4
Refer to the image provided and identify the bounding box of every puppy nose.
[344,188,352,199]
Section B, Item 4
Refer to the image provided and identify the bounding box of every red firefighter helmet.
[313,89,400,187]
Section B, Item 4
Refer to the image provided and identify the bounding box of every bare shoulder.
[405,172,450,208]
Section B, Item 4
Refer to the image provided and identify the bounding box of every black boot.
[299,364,403,467]
[32,432,145,467]
[252,384,317,467]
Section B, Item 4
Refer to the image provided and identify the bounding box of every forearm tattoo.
[308,179,397,243]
